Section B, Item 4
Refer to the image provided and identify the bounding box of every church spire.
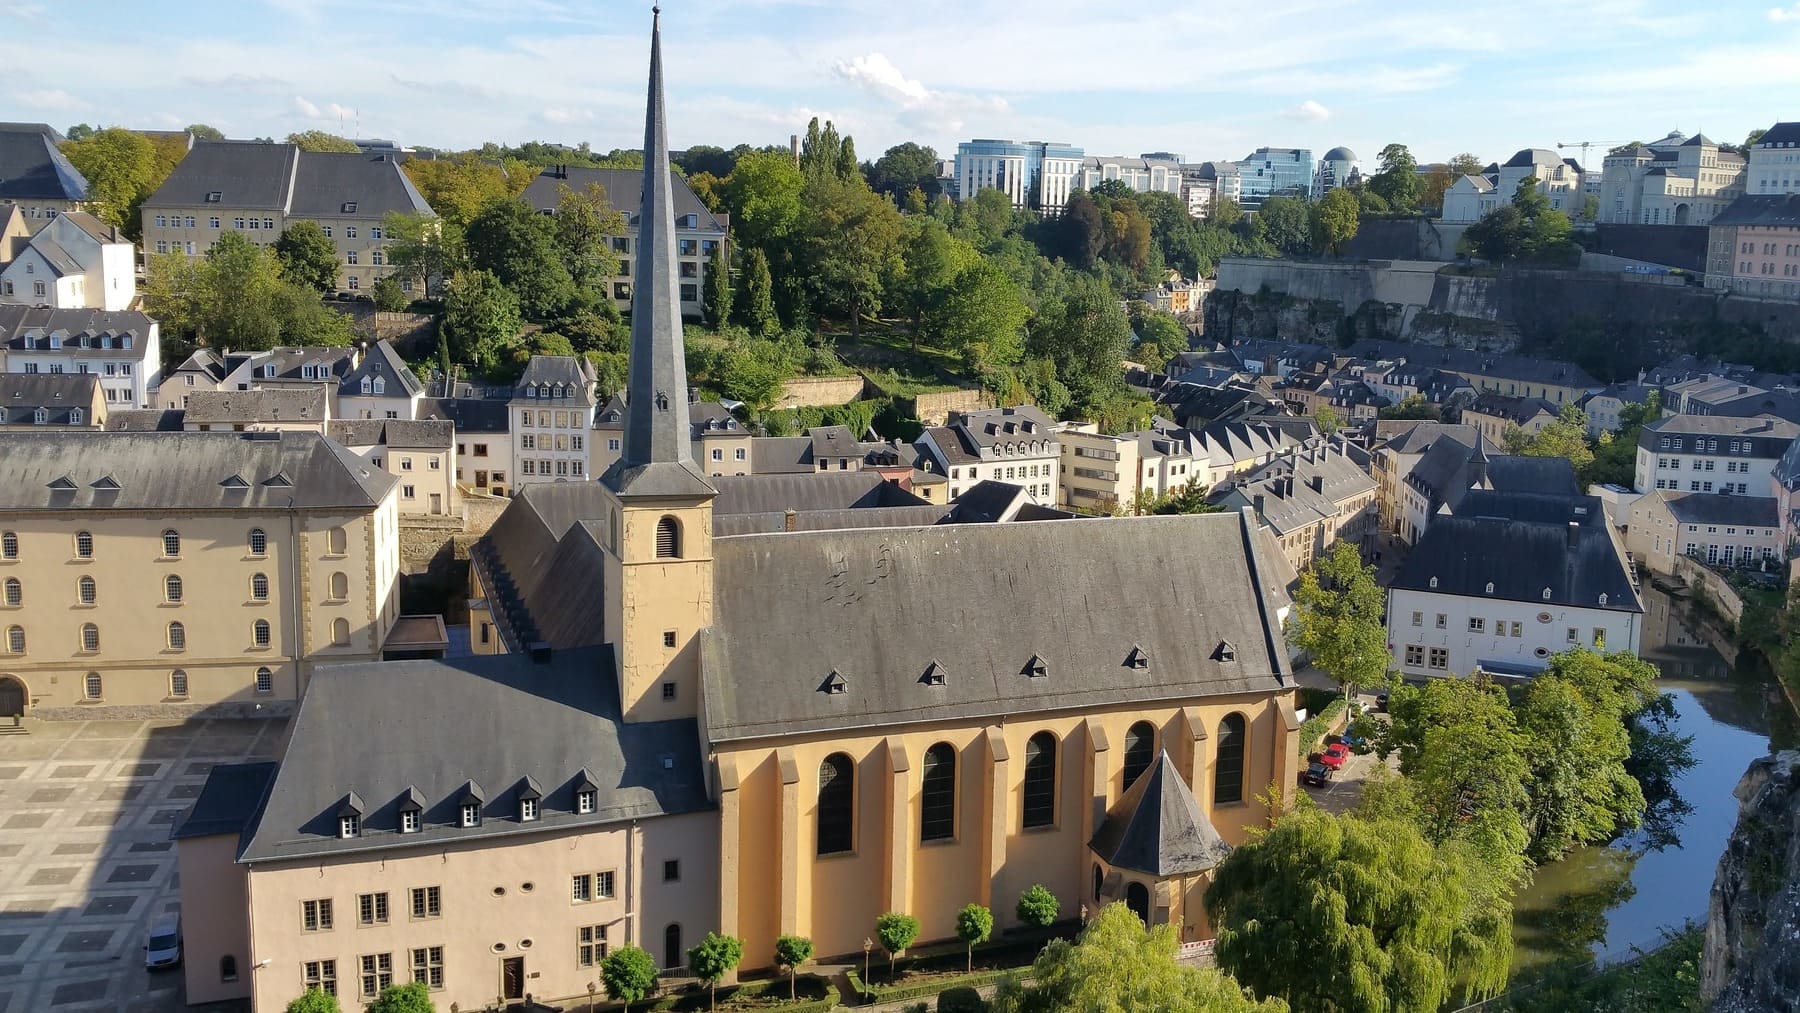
[607,6,714,498]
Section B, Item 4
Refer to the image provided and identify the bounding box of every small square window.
[662,682,677,701]
[663,859,680,882]
[663,630,677,648]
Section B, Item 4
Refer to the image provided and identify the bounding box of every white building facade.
[0,306,160,407]
[1633,415,1799,495]
[0,212,136,311]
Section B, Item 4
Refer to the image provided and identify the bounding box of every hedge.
[845,967,1014,1006]
[1296,697,1348,758]
[635,973,838,1012]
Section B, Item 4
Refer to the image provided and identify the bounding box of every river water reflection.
[1508,587,1796,973]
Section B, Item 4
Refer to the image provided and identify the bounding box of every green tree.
[366,980,434,1013]
[58,127,160,234]
[551,182,626,292]
[141,250,209,338]
[929,260,1028,375]
[371,275,409,312]
[896,217,976,339]
[801,173,903,337]
[286,130,361,153]
[1368,143,1421,213]
[1463,177,1579,266]
[1206,809,1512,1012]
[1287,541,1388,696]
[273,221,341,293]
[1255,196,1312,257]
[284,988,342,1013]
[875,912,921,978]
[734,246,779,335]
[722,151,806,251]
[1209,196,1245,229]
[401,155,527,228]
[1586,393,1661,486]
[773,934,814,1002]
[1505,403,1595,477]
[1313,405,1342,435]
[1378,394,1440,421]
[440,268,520,370]
[1744,128,1767,152]
[716,347,785,415]
[869,141,940,200]
[955,903,994,973]
[382,211,462,298]
[186,123,225,141]
[601,944,659,1013]
[1025,272,1132,415]
[962,187,1017,250]
[686,932,744,1012]
[1312,187,1361,255]
[65,123,96,141]
[465,197,576,321]
[198,232,288,350]
[991,903,1286,1013]
[1016,884,1059,928]
[703,244,731,327]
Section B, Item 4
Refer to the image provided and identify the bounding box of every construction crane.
[1556,140,1629,172]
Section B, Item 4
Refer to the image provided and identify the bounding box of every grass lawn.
[652,974,834,1011]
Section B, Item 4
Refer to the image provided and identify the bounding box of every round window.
[1536,612,1553,624]
[492,886,506,897]
[1534,647,1550,658]
[520,938,534,949]
[491,942,506,953]
[520,882,534,893]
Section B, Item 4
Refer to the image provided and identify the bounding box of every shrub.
[1016,884,1059,928]
[938,985,987,1013]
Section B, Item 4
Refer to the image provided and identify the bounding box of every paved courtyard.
[0,718,286,1013]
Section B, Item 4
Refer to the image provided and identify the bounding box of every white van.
[144,913,182,970]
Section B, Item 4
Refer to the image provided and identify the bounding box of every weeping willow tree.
[1205,809,1513,1012]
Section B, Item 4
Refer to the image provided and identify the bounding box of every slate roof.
[0,123,88,201]
[0,306,154,353]
[172,761,278,844]
[1484,455,1580,497]
[1467,392,1559,426]
[326,419,453,450]
[170,348,231,383]
[1777,438,1800,491]
[709,472,929,516]
[1212,444,1377,536]
[1088,751,1230,877]
[142,143,431,219]
[1711,194,1800,228]
[236,345,357,384]
[1392,491,1641,612]
[1341,342,1598,390]
[1503,148,1561,168]
[338,339,423,398]
[1657,491,1779,528]
[514,355,595,403]
[0,373,99,426]
[0,431,394,511]
[808,425,861,460]
[184,387,328,425]
[749,435,818,474]
[418,396,511,435]
[519,166,725,232]
[701,510,1291,742]
[237,648,711,863]
[104,409,184,432]
[711,504,952,537]
[1757,122,1800,148]
[1640,413,1800,443]
[1376,422,1480,455]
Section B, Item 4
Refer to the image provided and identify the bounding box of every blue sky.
[4,0,1795,173]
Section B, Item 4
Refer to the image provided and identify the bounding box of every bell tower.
[600,7,718,723]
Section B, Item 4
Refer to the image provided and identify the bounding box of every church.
[173,13,1300,1011]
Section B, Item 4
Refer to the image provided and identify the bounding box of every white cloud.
[2,4,47,24]
[1283,100,1332,123]
[1771,3,1800,20]
[540,107,595,125]
[14,89,89,112]
[292,96,356,121]
[831,52,1008,135]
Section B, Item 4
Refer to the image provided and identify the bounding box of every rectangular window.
[572,874,592,903]
[410,946,444,990]
[579,924,609,967]
[1468,617,1486,633]
[359,953,393,997]
[1405,645,1424,666]
[358,892,389,926]
[1510,621,1523,638]
[663,859,680,882]
[304,960,337,996]
[597,870,616,898]
[1428,648,1448,670]
[1567,627,1579,643]
[410,886,440,920]
[1435,613,1447,629]
[303,898,334,932]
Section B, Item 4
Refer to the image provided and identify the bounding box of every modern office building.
[1232,148,1314,211]
[1314,147,1358,197]
[1074,156,1183,198]
[953,139,1085,213]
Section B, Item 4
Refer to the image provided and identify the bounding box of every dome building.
[1315,146,1358,197]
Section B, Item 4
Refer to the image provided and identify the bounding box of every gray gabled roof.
[339,339,423,398]
[1712,194,1800,228]
[1757,122,1800,148]
[1393,492,1641,612]
[701,511,1291,742]
[0,431,394,511]
[326,419,452,450]
[418,396,510,435]
[143,142,431,218]
[289,151,431,218]
[184,387,327,425]
[519,166,725,233]
[0,123,88,201]
[104,408,184,432]
[0,306,154,352]
[709,472,929,516]
[1658,491,1779,528]
[1089,751,1230,877]
[237,648,711,863]
[173,761,278,845]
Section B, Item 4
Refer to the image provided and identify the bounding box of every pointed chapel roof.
[1088,751,1231,877]
[603,7,715,500]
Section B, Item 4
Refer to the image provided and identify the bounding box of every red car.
[1319,743,1351,770]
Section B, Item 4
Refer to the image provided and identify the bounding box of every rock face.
[1704,750,1800,1012]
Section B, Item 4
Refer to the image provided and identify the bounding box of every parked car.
[1319,742,1351,770]
[144,913,182,971]
[1337,727,1369,752]
[1302,761,1333,787]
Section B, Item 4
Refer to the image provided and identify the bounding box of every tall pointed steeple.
[605,6,714,498]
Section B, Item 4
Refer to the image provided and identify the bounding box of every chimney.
[1310,474,1324,493]
[1253,493,1265,515]
[1567,520,1580,548]
[784,508,798,532]
[790,134,801,164]
[1283,475,1295,497]
[529,642,553,664]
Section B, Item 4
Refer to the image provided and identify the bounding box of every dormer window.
[1123,646,1149,671]
[1542,588,1553,600]
[819,670,847,695]
[400,809,420,833]
[460,803,480,828]
[920,660,947,686]
[1598,593,1609,606]
[526,386,537,398]
[1485,582,1495,594]
[1428,577,1439,589]
[1023,654,1048,679]
[576,789,596,814]
[656,392,670,411]
[339,814,361,838]
[372,378,385,395]
[360,376,372,394]
[205,191,222,202]
[342,201,358,214]
[520,798,539,822]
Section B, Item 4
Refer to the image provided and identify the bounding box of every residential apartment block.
[1462,392,1558,445]
[519,166,726,318]
[1633,414,1799,494]
[916,405,1060,502]
[0,305,160,407]
[953,139,1085,213]
[0,373,106,428]
[0,211,135,311]
[1211,440,1378,573]
[1625,491,1782,574]
[1704,192,1800,301]
[420,397,513,497]
[141,142,433,294]
[327,419,457,516]
[0,431,399,716]
[0,123,89,222]
[1386,491,1643,679]
[511,356,597,486]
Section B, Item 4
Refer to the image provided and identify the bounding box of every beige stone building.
[1462,392,1558,446]
[1210,441,1378,572]
[328,419,457,516]
[141,142,433,295]
[173,21,1298,1012]
[182,388,332,433]
[1625,490,1782,575]
[0,431,399,718]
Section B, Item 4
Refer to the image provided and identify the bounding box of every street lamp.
[588,982,598,1013]
[863,937,874,991]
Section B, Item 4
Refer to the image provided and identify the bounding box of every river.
[1508,587,1798,973]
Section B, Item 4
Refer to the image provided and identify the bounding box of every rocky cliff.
[1703,750,1800,1011]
